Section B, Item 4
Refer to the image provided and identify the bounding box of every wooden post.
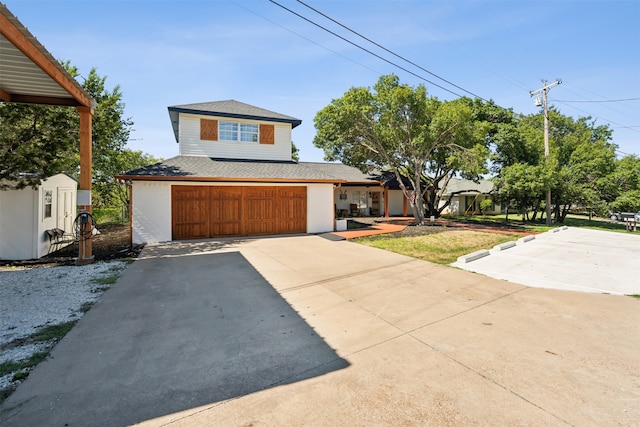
[403,193,408,217]
[384,186,389,217]
[77,106,94,264]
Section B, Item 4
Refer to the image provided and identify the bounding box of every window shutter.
[201,119,218,141]
[259,124,275,144]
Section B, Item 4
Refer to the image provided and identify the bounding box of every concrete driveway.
[1,234,638,426]
[452,227,640,295]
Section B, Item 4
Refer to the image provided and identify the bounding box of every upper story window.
[200,118,274,145]
[219,121,259,143]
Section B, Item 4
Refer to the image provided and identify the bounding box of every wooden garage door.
[172,186,307,240]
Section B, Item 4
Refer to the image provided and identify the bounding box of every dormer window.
[220,121,259,143]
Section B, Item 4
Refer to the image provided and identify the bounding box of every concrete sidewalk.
[1,235,639,426]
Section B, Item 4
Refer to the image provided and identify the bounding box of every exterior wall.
[132,181,336,244]
[334,186,384,217]
[132,181,172,245]
[178,113,293,161]
[387,189,408,217]
[440,197,461,215]
[0,187,36,260]
[307,184,334,233]
[439,194,501,215]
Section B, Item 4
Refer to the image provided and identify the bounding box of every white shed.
[0,174,77,260]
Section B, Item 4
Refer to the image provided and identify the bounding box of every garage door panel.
[278,187,307,233]
[172,186,209,240]
[172,185,307,239]
[211,187,243,236]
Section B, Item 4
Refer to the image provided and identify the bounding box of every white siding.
[0,187,36,260]
[388,190,407,216]
[440,197,461,215]
[178,113,293,161]
[0,174,76,260]
[132,181,172,245]
[307,184,334,234]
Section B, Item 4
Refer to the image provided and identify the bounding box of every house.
[118,100,359,244]
[0,174,77,260]
[438,178,500,215]
[119,100,499,245]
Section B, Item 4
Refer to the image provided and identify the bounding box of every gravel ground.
[0,261,129,394]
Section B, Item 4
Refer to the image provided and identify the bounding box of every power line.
[294,0,488,101]
[550,97,640,103]
[231,1,381,75]
[267,0,466,98]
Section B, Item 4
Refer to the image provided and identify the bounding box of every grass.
[27,321,77,343]
[358,230,522,264]
[356,212,636,265]
[92,207,128,225]
[446,213,631,234]
[0,321,79,404]
[0,352,49,377]
[93,273,119,286]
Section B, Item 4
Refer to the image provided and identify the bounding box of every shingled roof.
[117,156,388,185]
[117,156,348,183]
[167,100,302,143]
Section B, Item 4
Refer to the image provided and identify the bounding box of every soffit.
[0,4,92,107]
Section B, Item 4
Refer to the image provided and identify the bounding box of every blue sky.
[5,0,640,163]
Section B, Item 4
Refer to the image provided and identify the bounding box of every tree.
[93,149,161,208]
[0,63,140,208]
[492,108,617,222]
[291,141,300,162]
[493,162,552,221]
[608,155,640,212]
[313,74,490,223]
[0,103,78,190]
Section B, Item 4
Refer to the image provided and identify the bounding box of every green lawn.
[356,213,633,264]
[357,230,522,264]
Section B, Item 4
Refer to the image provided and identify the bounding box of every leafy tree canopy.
[1,62,156,208]
[313,74,498,223]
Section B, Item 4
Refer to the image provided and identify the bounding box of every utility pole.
[530,79,561,226]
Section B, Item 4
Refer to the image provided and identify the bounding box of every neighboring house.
[438,178,500,215]
[0,174,77,260]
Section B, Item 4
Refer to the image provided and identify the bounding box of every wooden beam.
[0,10,92,108]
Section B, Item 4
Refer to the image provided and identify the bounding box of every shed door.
[57,188,74,233]
[171,185,307,240]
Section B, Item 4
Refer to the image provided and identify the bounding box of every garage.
[171,185,307,239]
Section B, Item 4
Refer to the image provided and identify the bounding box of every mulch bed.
[0,223,144,269]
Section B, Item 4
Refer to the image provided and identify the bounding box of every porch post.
[77,106,94,264]
[384,186,389,217]
[403,193,407,217]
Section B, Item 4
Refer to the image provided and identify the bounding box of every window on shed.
[44,190,52,219]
